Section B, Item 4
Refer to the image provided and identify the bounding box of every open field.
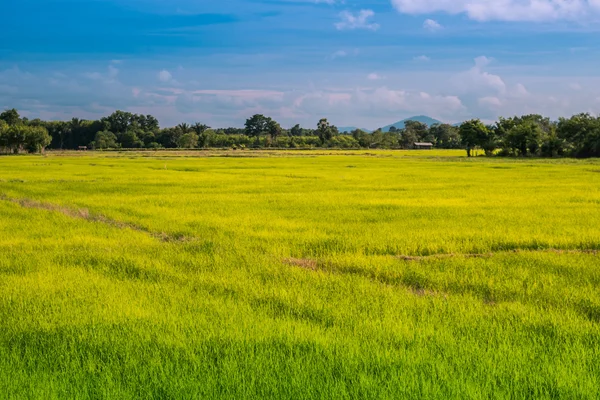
[1,150,600,399]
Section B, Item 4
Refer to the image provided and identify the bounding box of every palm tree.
[192,122,209,135]
[70,117,81,130]
[177,123,191,133]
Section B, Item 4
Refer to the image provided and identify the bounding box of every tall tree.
[139,115,160,132]
[6,125,27,153]
[0,109,21,126]
[429,124,460,149]
[557,113,600,157]
[0,120,8,152]
[91,131,118,149]
[399,129,418,149]
[45,121,71,150]
[24,126,52,153]
[105,110,134,134]
[177,123,191,134]
[403,120,429,142]
[352,129,372,148]
[540,132,566,157]
[177,132,199,148]
[245,114,272,137]
[268,120,283,139]
[199,129,216,148]
[505,122,543,156]
[459,119,489,157]
[290,124,303,137]
[118,131,143,148]
[192,123,209,135]
[317,118,336,144]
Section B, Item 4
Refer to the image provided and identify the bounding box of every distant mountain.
[338,127,372,134]
[381,116,443,132]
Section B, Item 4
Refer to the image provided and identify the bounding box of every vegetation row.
[1,108,600,158]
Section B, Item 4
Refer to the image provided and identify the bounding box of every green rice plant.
[0,150,599,399]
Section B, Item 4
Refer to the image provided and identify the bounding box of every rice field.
[1,149,599,399]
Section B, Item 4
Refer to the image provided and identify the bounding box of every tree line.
[0,109,52,154]
[1,108,600,157]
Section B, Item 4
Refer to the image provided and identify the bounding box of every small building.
[414,142,434,150]
[78,146,88,151]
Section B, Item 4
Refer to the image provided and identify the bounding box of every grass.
[0,149,599,399]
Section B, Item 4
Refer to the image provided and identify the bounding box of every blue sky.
[2,0,600,129]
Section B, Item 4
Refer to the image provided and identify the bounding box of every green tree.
[118,131,143,148]
[24,126,52,153]
[137,130,156,148]
[404,120,429,142]
[0,120,8,152]
[352,129,372,148]
[368,129,399,149]
[290,124,303,137]
[0,108,21,126]
[199,129,216,148]
[91,131,118,149]
[327,135,360,148]
[540,132,566,157]
[475,124,499,156]
[557,113,600,157]
[192,123,209,135]
[245,114,272,137]
[108,111,137,133]
[43,121,71,150]
[496,115,550,156]
[70,117,82,132]
[177,132,199,148]
[177,123,191,134]
[104,110,135,134]
[459,119,489,157]
[268,120,283,139]
[399,128,418,149]
[6,125,28,153]
[139,115,160,132]
[505,122,543,156]
[317,118,336,144]
[429,124,461,149]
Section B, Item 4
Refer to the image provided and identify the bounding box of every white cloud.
[513,83,529,97]
[83,72,103,80]
[191,89,284,101]
[570,83,582,90]
[0,64,156,123]
[478,96,503,108]
[391,0,600,22]
[414,55,431,61]
[453,56,507,96]
[293,87,464,123]
[158,70,173,83]
[84,64,119,82]
[335,10,380,30]
[367,73,383,80]
[331,50,348,59]
[451,57,578,120]
[474,55,492,68]
[6,53,600,130]
[423,19,442,31]
[108,65,119,78]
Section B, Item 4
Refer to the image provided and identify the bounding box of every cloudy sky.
[2,0,600,129]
